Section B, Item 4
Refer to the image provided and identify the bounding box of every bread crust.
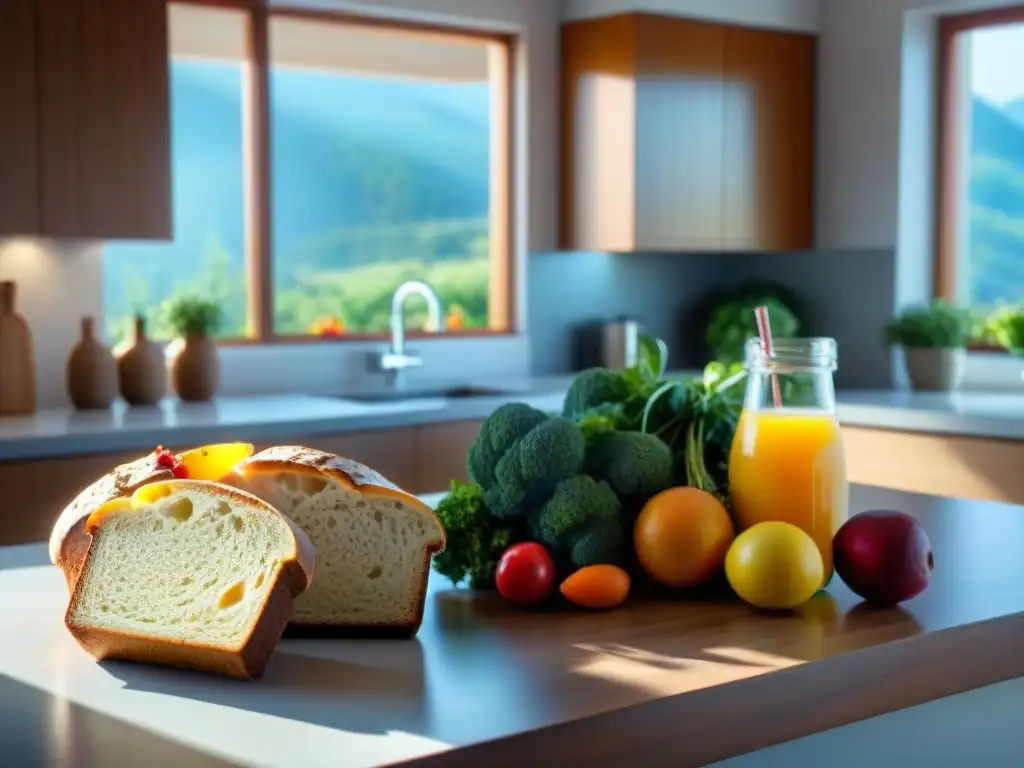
[49,453,172,592]
[231,446,446,637]
[64,481,316,680]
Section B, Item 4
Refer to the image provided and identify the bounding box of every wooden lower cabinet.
[414,420,482,489]
[842,426,1024,505]
[0,420,484,546]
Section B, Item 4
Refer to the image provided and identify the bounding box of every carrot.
[559,565,631,610]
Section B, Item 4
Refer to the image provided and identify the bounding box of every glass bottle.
[728,337,849,583]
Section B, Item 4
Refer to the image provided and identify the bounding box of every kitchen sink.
[331,384,514,402]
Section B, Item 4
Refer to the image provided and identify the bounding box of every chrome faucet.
[369,280,443,386]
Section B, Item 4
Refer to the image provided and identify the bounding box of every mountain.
[103,59,491,323]
[968,96,1024,305]
[1003,97,1024,128]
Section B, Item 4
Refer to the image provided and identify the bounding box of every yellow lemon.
[725,521,824,610]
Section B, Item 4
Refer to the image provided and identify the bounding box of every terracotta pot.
[0,280,36,415]
[67,317,117,410]
[902,347,966,392]
[170,331,220,402]
[115,316,167,406]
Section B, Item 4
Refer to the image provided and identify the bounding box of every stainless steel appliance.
[600,316,640,370]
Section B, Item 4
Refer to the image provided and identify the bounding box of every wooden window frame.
[170,0,517,345]
[936,5,1024,352]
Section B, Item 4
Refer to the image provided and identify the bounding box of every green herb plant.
[987,305,1024,354]
[163,294,223,339]
[884,299,972,349]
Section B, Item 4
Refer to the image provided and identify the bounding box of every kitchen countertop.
[836,389,1024,441]
[1,486,1022,768]
[1,374,1023,462]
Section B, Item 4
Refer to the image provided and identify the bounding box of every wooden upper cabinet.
[0,0,41,235]
[722,26,815,251]
[560,13,815,253]
[560,14,638,253]
[20,0,173,240]
[633,16,726,251]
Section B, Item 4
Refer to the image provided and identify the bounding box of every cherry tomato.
[495,543,555,605]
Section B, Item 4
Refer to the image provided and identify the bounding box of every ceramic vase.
[115,316,167,406]
[66,317,117,410]
[0,280,36,415]
[170,331,220,402]
[902,347,966,392]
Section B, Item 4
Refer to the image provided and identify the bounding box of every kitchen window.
[102,1,514,344]
[937,6,1024,348]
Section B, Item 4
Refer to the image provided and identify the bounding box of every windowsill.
[964,350,1024,391]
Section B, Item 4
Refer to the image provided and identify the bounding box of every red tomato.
[495,543,555,605]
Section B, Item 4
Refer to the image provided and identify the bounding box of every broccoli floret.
[586,431,674,500]
[467,402,550,487]
[432,480,522,589]
[467,404,587,519]
[569,517,624,568]
[489,417,586,518]
[562,368,632,421]
[533,474,623,567]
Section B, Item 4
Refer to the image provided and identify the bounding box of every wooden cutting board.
[0,280,36,415]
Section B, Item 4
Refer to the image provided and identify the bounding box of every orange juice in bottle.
[728,337,848,584]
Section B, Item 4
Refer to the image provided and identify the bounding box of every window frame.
[935,4,1024,353]
[168,0,517,345]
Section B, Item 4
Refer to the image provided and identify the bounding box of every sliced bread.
[50,443,255,592]
[228,447,446,637]
[65,479,315,680]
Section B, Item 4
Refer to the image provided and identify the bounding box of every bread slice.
[50,453,172,592]
[65,479,315,680]
[50,443,255,592]
[229,447,446,637]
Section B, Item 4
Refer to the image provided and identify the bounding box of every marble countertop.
[0,374,1022,462]
[1,486,1022,768]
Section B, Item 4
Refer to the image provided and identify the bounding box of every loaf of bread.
[50,443,255,591]
[228,447,446,637]
[65,479,315,680]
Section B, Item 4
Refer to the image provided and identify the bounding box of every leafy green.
[637,333,669,380]
[570,358,746,509]
[706,296,800,365]
[432,480,523,589]
[885,299,973,349]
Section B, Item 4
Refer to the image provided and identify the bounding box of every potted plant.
[988,305,1024,355]
[885,299,972,391]
[164,294,222,402]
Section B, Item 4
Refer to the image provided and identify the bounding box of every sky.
[971,23,1024,105]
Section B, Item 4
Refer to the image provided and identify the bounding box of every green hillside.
[969,96,1024,305]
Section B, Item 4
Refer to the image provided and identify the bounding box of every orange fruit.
[634,487,735,588]
[560,565,631,610]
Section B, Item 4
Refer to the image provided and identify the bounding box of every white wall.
[0,0,559,409]
[561,0,821,32]
[0,240,104,410]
